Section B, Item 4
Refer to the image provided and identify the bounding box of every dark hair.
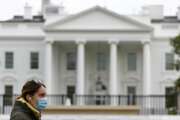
[21,80,46,101]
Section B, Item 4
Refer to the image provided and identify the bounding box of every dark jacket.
[10,100,40,120]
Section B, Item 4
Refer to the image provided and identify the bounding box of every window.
[67,52,76,70]
[30,52,39,69]
[97,52,107,71]
[165,87,176,112]
[5,52,14,69]
[165,53,174,70]
[127,53,137,71]
[3,85,13,105]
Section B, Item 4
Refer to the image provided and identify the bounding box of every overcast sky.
[0,0,180,20]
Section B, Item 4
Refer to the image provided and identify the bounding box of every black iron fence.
[0,94,178,115]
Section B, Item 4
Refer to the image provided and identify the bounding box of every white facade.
[0,1,180,98]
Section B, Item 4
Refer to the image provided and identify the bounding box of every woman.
[10,80,48,120]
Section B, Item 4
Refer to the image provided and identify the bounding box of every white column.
[109,40,118,105]
[143,41,151,95]
[76,40,86,105]
[45,40,53,95]
[142,41,151,113]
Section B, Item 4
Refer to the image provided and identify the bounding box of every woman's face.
[29,86,46,108]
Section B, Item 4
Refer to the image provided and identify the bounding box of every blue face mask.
[36,97,48,110]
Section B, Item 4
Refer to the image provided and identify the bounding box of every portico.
[44,6,152,105]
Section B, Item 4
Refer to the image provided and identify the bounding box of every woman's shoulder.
[10,100,36,120]
[10,111,32,120]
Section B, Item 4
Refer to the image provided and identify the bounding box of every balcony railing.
[0,94,177,115]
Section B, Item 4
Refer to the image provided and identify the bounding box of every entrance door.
[127,86,136,105]
[67,86,75,104]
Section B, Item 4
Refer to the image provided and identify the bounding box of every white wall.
[151,39,180,94]
[152,23,180,38]
[0,23,44,37]
[0,40,45,94]
[0,28,178,96]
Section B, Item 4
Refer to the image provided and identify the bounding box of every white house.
[0,0,180,108]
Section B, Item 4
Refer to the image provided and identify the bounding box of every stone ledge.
[42,106,140,115]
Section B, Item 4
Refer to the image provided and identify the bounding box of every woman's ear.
[26,95,32,102]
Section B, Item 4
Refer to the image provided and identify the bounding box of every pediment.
[45,6,152,32]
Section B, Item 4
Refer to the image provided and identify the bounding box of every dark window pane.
[165,87,176,114]
[97,52,107,71]
[30,52,39,69]
[4,85,13,105]
[128,53,137,71]
[5,52,13,69]
[67,52,76,70]
[166,53,174,70]
[127,86,136,105]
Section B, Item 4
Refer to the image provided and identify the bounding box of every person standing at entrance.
[10,80,47,120]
